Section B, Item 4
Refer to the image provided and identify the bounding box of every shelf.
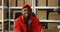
[0,28,2,29]
[10,19,60,22]
[10,19,14,21]
[4,6,8,9]
[10,7,33,9]
[0,19,9,22]
[0,6,8,9]
[0,6,2,8]
[40,20,60,22]
[35,7,58,9]
[4,19,9,21]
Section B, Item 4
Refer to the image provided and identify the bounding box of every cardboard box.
[48,0,58,7]
[48,23,58,29]
[0,31,2,32]
[17,0,24,7]
[48,12,59,20]
[10,31,14,32]
[0,10,7,20]
[10,0,16,7]
[10,25,13,30]
[4,0,8,6]
[0,0,2,6]
[4,10,7,19]
[36,10,47,20]
[13,10,22,19]
[42,29,59,32]
[0,10,2,20]
[37,0,46,6]
[0,23,2,28]
[25,0,32,6]
[59,15,60,20]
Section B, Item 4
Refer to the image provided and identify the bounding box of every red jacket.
[14,16,43,32]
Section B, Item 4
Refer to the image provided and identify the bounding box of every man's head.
[22,4,32,20]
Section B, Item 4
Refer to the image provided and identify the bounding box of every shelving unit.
[8,0,60,32]
[0,0,8,32]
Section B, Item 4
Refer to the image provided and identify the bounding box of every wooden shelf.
[10,7,33,9]
[40,20,60,22]
[35,7,58,9]
[10,19,60,22]
[0,6,2,9]
[4,6,8,9]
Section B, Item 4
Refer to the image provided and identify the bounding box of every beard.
[24,14,30,20]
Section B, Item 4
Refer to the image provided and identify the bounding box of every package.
[36,10,47,20]
[37,0,46,6]
[48,0,58,7]
[13,10,22,19]
[17,0,24,7]
[0,10,2,20]
[25,0,32,6]
[42,29,59,32]
[0,0,2,6]
[10,0,16,7]
[48,23,58,29]
[48,12,59,20]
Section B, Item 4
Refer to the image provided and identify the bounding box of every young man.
[14,4,44,32]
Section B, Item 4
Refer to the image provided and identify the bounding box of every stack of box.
[36,10,47,20]
[17,0,24,7]
[0,0,2,6]
[0,9,2,20]
[13,10,22,19]
[48,12,59,20]
[10,0,16,7]
[37,0,46,6]
[48,0,58,7]
[25,0,32,6]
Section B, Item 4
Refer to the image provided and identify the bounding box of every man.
[14,4,44,32]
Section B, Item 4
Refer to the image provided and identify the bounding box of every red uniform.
[14,16,43,32]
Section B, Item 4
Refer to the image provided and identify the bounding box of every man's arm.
[14,18,21,32]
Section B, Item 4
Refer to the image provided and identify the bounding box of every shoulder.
[30,16,39,21]
[14,16,24,22]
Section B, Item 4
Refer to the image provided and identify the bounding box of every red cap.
[22,4,32,10]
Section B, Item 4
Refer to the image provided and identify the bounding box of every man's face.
[22,8,30,19]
